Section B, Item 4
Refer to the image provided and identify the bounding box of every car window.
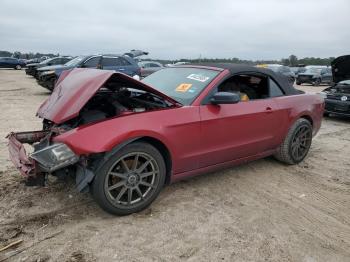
[150,63,161,67]
[118,57,131,66]
[214,74,284,102]
[83,57,100,68]
[52,58,61,65]
[102,57,119,67]
[269,78,284,97]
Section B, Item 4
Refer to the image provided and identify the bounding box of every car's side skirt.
[170,148,277,183]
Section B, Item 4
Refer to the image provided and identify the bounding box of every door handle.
[265,107,273,113]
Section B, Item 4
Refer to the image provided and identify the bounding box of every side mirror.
[210,92,240,105]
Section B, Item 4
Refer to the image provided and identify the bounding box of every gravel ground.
[0,69,349,262]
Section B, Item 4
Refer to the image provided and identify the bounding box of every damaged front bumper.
[7,131,48,176]
[7,130,79,177]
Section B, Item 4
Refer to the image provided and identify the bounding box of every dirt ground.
[0,69,349,262]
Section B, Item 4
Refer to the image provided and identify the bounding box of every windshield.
[40,58,55,65]
[305,68,322,74]
[267,65,281,72]
[64,56,85,66]
[142,67,220,105]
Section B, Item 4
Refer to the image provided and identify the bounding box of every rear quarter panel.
[274,93,324,144]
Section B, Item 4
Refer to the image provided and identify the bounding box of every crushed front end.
[7,128,80,186]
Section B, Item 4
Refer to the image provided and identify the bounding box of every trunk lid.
[37,68,180,124]
[331,55,350,83]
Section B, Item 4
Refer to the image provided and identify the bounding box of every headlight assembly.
[30,143,79,172]
[318,92,328,99]
[40,70,55,76]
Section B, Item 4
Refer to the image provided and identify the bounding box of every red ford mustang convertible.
[8,64,324,215]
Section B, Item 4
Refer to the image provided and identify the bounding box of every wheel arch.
[134,136,173,185]
[98,135,173,186]
[299,114,313,126]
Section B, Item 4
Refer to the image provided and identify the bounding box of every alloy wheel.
[290,125,312,161]
[104,152,160,208]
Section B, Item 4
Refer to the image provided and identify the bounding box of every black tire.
[15,64,22,70]
[274,118,313,165]
[323,112,330,117]
[92,142,166,215]
[296,81,301,85]
[313,78,321,86]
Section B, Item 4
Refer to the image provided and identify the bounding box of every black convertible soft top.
[187,63,302,95]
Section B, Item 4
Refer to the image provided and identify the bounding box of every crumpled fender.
[52,112,174,157]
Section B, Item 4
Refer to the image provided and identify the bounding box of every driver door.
[198,76,283,168]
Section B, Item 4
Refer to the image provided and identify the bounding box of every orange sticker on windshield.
[176,83,192,92]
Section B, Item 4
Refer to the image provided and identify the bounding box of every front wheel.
[92,142,166,215]
[274,118,313,165]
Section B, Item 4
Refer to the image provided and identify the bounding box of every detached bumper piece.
[7,131,49,177]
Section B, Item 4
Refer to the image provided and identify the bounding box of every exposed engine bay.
[44,77,174,130]
[325,85,350,95]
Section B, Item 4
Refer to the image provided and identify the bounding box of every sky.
[0,0,349,60]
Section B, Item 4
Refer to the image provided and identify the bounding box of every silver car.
[138,61,163,77]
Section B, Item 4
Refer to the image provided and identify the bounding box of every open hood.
[331,55,350,83]
[124,50,149,58]
[37,68,180,124]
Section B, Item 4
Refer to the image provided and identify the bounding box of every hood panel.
[37,68,179,124]
[331,55,350,83]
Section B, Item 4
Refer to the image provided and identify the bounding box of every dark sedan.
[25,57,72,78]
[0,57,26,70]
[296,67,332,86]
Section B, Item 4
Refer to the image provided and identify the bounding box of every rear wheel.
[274,118,313,165]
[92,142,166,215]
[296,81,301,85]
[313,78,321,86]
[15,65,22,70]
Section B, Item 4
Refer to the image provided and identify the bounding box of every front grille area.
[325,100,349,113]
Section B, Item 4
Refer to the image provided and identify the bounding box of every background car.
[257,64,296,84]
[321,55,350,117]
[296,66,332,86]
[138,61,164,77]
[37,54,141,90]
[25,56,72,77]
[0,57,26,69]
[290,66,306,76]
[8,64,324,215]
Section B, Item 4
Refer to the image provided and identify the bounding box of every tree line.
[167,55,335,66]
[0,50,59,59]
[0,50,336,66]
